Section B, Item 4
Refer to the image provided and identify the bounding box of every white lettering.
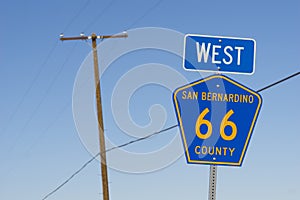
[223,46,233,65]
[196,42,210,63]
[212,45,221,64]
[235,46,244,65]
[195,42,245,66]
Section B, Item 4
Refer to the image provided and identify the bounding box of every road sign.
[183,34,256,74]
[173,75,262,166]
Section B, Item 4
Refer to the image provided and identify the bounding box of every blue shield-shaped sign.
[173,75,262,166]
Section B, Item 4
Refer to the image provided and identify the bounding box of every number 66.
[195,108,237,141]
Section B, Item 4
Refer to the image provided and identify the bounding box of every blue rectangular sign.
[183,34,256,75]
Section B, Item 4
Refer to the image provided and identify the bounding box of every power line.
[16,0,165,147]
[41,71,299,200]
[2,0,164,138]
[0,39,59,137]
[1,0,95,137]
[26,99,72,154]
[7,44,78,155]
[39,2,170,198]
[106,124,178,152]
[256,71,300,92]
[125,0,164,30]
[63,0,93,33]
[3,0,165,162]
[83,0,117,32]
[41,124,178,200]
[41,151,99,200]
[14,1,119,153]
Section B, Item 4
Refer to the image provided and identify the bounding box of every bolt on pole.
[60,32,128,200]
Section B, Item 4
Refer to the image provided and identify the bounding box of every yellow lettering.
[217,93,223,101]
[234,94,239,102]
[212,93,217,101]
[193,92,198,100]
[193,146,235,157]
[207,92,211,101]
[182,91,198,100]
[229,148,235,156]
[215,147,222,155]
[223,147,228,156]
[202,146,208,154]
[202,92,206,100]
[249,95,254,103]
[242,95,248,103]
[182,91,187,99]
[195,146,201,154]
[223,94,228,102]
[229,94,234,102]
[208,146,214,155]
[200,92,254,104]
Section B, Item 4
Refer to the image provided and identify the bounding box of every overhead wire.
[23,0,166,153]
[41,71,299,200]
[7,43,78,154]
[41,2,171,198]
[63,0,93,33]
[23,0,116,136]
[26,100,72,154]
[83,0,117,32]
[2,0,164,139]
[0,1,104,183]
[6,0,114,154]
[41,124,178,200]
[1,0,166,170]
[0,39,59,137]
[1,0,93,138]
[257,71,300,92]
[125,0,164,30]
[21,0,163,144]
[41,150,100,200]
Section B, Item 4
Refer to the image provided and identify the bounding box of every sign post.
[208,165,217,200]
[174,34,260,200]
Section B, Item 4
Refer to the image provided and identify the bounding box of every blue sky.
[0,0,299,200]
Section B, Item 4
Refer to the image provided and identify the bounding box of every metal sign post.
[208,165,217,200]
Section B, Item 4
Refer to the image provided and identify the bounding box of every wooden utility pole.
[60,32,128,200]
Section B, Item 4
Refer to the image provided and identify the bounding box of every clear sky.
[0,0,299,200]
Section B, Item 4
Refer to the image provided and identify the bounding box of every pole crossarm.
[59,32,128,41]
